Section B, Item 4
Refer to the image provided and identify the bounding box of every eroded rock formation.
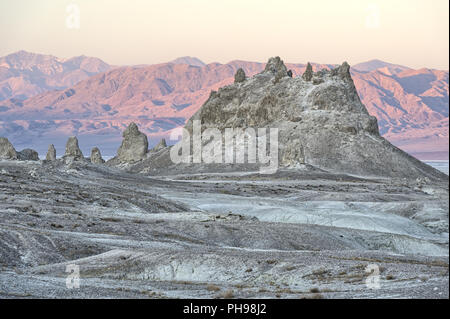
[150,138,167,153]
[181,57,446,180]
[90,147,105,164]
[234,68,246,83]
[116,122,148,163]
[17,149,39,161]
[0,137,17,160]
[302,62,313,81]
[46,144,56,161]
[64,136,84,160]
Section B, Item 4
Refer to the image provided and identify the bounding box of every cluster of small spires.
[233,56,351,85]
[0,130,168,164]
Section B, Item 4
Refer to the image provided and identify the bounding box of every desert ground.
[0,159,448,299]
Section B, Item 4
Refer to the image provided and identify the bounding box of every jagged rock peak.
[180,56,447,181]
[46,144,56,161]
[151,138,167,153]
[117,122,148,163]
[18,149,39,161]
[234,68,246,83]
[123,122,140,138]
[64,136,84,160]
[331,61,352,80]
[302,62,313,81]
[90,147,105,164]
[0,137,18,160]
[264,56,288,76]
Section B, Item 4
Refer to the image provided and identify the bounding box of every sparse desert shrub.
[258,288,268,293]
[300,293,324,299]
[312,268,328,276]
[221,289,234,299]
[206,284,221,292]
[285,265,296,271]
[278,288,294,294]
[100,217,121,222]
[320,288,334,293]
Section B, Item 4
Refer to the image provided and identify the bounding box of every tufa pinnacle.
[264,56,288,76]
[46,144,56,161]
[64,136,84,160]
[234,68,246,83]
[302,62,313,81]
[117,122,148,163]
[90,147,105,164]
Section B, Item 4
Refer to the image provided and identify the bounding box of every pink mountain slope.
[0,51,113,101]
[0,54,447,160]
[352,67,448,159]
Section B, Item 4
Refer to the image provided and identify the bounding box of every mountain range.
[0,50,113,101]
[0,51,447,159]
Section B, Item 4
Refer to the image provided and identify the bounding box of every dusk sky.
[1,0,448,69]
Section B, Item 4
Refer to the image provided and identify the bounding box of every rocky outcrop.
[90,147,105,164]
[17,149,39,161]
[234,68,246,83]
[0,138,39,161]
[0,137,17,160]
[150,138,167,153]
[116,122,148,163]
[179,56,447,180]
[265,56,289,84]
[64,136,84,160]
[302,62,313,81]
[264,56,288,75]
[46,144,56,161]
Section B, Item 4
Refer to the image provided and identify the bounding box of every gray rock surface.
[64,136,84,160]
[17,149,39,161]
[116,122,148,163]
[302,62,313,81]
[178,57,446,181]
[264,56,288,75]
[150,138,167,153]
[45,144,56,161]
[90,147,105,164]
[234,68,246,83]
[0,137,17,160]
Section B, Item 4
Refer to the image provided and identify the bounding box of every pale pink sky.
[0,0,448,69]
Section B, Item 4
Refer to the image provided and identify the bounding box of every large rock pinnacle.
[302,62,313,81]
[64,136,84,160]
[264,56,288,76]
[0,137,18,160]
[90,147,105,164]
[180,56,447,180]
[234,68,246,83]
[117,122,148,163]
[46,144,56,161]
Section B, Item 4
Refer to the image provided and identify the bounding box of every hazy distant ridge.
[0,52,447,159]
